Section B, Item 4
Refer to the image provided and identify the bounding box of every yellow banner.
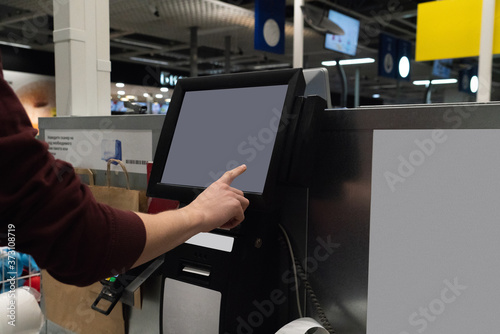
[416,0,500,61]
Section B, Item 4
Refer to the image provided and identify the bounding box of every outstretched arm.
[131,164,249,268]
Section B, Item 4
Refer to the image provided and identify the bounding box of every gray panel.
[307,102,500,333]
[163,278,221,334]
[127,275,162,334]
[369,129,500,333]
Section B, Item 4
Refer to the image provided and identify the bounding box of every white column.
[95,0,112,116]
[477,0,495,102]
[53,0,111,116]
[293,0,304,68]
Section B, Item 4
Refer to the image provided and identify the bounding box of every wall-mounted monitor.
[324,9,360,56]
[147,69,305,208]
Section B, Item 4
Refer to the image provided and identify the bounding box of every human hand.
[183,164,250,231]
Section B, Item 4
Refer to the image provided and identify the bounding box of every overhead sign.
[378,33,397,79]
[254,0,285,54]
[458,66,478,94]
[160,72,184,87]
[416,0,500,61]
[432,59,453,78]
[378,33,412,81]
[396,38,411,81]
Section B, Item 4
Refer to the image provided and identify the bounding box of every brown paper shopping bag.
[42,270,126,334]
[90,159,148,213]
[43,160,147,333]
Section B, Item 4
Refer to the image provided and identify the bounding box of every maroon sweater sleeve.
[0,58,147,286]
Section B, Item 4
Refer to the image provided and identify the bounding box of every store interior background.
[0,0,498,122]
[2,1,500,333]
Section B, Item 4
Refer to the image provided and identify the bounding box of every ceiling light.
[143,93,150,98]
[470,75,479,94]
[117,90,126,95]
[0,41,32,49]
[372,94,381,98]
[160,87,169,92]
[413,79,458,86]
[114,38,163,50]
[434,78,458,85]
[130,57,169,66]
[321,58,375,66]
[126,95,137,100]
[321,60,337,66]
[413,80,431,86]
[398,56,410,78]
[155,94,163,99]
[116,83,125,88]
[340,58,375,65]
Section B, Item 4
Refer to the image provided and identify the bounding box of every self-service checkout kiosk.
[145,68,327,334]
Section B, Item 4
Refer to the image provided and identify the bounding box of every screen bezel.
[147,68,305,209]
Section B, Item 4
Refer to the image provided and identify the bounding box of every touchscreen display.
[160,85,289,194]
[324,9,360,56]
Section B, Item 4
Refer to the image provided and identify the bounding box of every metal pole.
[477,0,495,102]
[225,35,231,74]
[336,61,347,108]
[354,68,360,108]
[190,26,198,77]
[396,80,401,103]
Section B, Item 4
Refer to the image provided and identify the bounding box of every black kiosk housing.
[147,68,326,333]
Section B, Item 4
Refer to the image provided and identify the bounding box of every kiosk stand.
[146,69,326,333]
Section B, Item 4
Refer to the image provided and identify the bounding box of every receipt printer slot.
[182,265,210,277]
[179,262,212,285]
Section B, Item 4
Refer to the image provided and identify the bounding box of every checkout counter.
[39,69,500,333]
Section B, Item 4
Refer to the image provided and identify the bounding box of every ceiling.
[0,0,498,105]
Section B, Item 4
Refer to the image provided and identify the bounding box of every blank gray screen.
[160,84,289,193]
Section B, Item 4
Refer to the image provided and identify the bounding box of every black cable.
[293,257,336,334]
[278,224,335,334]
[277,225,303,318]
